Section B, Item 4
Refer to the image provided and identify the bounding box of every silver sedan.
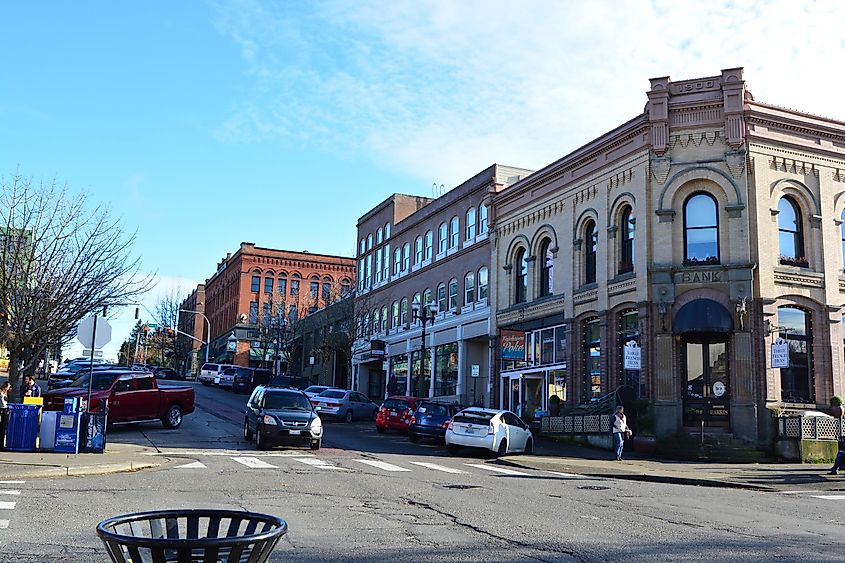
[310,390,379,423]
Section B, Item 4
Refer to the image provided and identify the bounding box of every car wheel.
[409,433,420,444]
[447,444,460,455]
[376,425,386,434]
[255,427,267,450]
[310,439,321,451]
[344,410,353,424]
[524,437,534,455]
[161,405,183,429]
[495,438,508,457]
[243,419,253,441]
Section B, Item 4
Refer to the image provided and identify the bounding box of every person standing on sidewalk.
[0,382,10,449]
[828,437,845,475]
[612,405,631,461]
[19,375,42,401]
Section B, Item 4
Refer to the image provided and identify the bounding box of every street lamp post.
[411,301,437,398]
[272,316,287,376]
[179,309,211,367]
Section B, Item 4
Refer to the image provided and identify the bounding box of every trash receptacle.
[97,509,287,563]
[5,404,41,452]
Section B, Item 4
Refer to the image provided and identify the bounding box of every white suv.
[199,363,234,386]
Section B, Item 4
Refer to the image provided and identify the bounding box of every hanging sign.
[623,340,641,370]
[771,338,789,368]
[500,330,526,361]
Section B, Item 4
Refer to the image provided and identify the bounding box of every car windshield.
[264,393,312,411]
[453,410,496,424]
[384,399,410,410]
[417,404,449,416]
[305,386,328,394]
[223,368,238,375]
[318,390,346,399]
[68,372,120,391]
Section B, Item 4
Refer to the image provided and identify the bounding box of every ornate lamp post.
[411,301,437,398]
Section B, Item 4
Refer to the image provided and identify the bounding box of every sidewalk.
[0,442,168,480]
[498,437,840,492]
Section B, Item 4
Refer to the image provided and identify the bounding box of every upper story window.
[376,227,383,245]
[374,248,383,283]
[391,301,399,328]
[358,261,365,290]
[464,271,475,304]
[539,239,553,297]
[449,216,459,248]
[249,301,259,324]
[683,193,719,266]
[289,304,298,322]
[619,206,635,274]
[322,277,332,300]
[778,196,806,267]
[424,230,433,261]
[402,243,410,271]
[359,238,366,256]
[437,283,447,312]
[438,222,448,254]
[423,288,432,307]
[584,220,597,285]
[394,247,401,275]
[448,278,458,309]
[514,248,528,304]
[381,305,388,333]
[365,255,372,286]
[366,234,373,251]
[382,244,390,279]
[414,236,423,264]
[251,274,260,293]
[310,276,320,299]
[466,208,477,240]
[264,276,274,294]
[278,275,287,295]
[340,279,351,296]
[400,297,409,325]
[478,266,488,301]
[384,222,390,240]
[291,274,301,296]
[372,308,380,334]
[479,204,489,234]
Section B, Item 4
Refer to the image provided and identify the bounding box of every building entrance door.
[682,338,730,428]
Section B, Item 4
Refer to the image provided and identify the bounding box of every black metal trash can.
[96,509,287,563]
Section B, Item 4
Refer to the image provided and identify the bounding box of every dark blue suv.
[408,402,465,444]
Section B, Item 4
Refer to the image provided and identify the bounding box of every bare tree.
[0,173,151,389]
[154,287,191,371]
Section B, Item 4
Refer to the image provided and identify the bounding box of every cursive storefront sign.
[500,330,526,361]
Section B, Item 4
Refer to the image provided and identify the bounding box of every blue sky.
[2,0,845,359]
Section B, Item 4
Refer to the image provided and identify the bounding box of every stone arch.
[504,234,531,269]
[671,288,732,321]
[573,207,599,244]
[658,166,743,214]
[607,192,637,228]
[530,224,559,257]
[770,178,821,217]
[832,191,845,218]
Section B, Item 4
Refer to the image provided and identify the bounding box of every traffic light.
[142,324,149,335]
[165,328,175,337]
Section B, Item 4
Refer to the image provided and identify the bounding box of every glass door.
[521,375,544,424]
[683,338,730,428]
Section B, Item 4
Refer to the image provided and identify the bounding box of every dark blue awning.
[674,299,734,333]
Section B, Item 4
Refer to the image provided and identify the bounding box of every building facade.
[492,68,845,446]
[295,296,354,389]
[201,242,355,368]
[177,284,206,375]
[352,164,532,403]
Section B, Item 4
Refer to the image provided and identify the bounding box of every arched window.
[466,208,477,240]
[619,206,635,274]
[424,230,433,261]
[479,204,489,234]
[340,279,351,296]
[478,267,488,301]
[448,278,458,309]
[437,283,447,312]
[376,227,383,245]
[438,222,448,254]
[278,274,287,295]
[539,239,553,297]
[514,248,528,304]
[684,193,719,265]
[400,298,409,325]
[778,196,806,266]
[322,276,333,300]
[414,236,423,264]
[384,222,390,240]
[372,308,380,334]
[391,301,399,328]
[393,247,401,274]
[449,216,459,248]
[251,272,261,293]
[290,274,301,296]
[381,305,388,333]
[584,221,597,285]
[366,234,372,250]
[777,306,814,403]
[423,288,432,307]
[310,275,320,299]
[402,243,410,271]
[464,271,475,304]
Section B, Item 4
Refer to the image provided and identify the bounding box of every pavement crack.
[404,497,593,562]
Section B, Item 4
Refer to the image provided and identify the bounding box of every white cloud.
[211,0,845,187]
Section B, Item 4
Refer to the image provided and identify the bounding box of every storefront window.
[778,306,814,403]
[390,354,409,396]
[584,318,602,401]
[411,350,431,398]
[548,369,567,413]
[555,326,567,366]
[434,343,459,396]
[540,329,555,365]
[618,310,640,396]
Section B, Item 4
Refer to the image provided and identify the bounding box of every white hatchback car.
[445,408,533,456]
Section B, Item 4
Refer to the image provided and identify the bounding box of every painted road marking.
[231,457,277,469]
[354,460,412,472]
[0,481,25,485]
[175,461,207,469]
[0,520,8,529]
[0,491,21,496]
[410,462,467,474]
[292,458,351,471]
[547,471,584,479]
[147,450,315,457]
[0,502,16,510]
[811,495,845,500]
[465,464,530,476]
[777,490,816,495]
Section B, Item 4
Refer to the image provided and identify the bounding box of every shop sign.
[623,341,641,370]
[471,364,480,378]
[771,338,789,368]
[500,330,526,360]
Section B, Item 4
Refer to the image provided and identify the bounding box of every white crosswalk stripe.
[355,459,412,472]
[231,457,277,469]
[293,458,351,471]
[176,461,207,469]
[811,495,845,500]
[0,502,17,510]
[464,464,530,476]
[0,491,21,496]
[546,471,584,479]
[0,521,8,529]
[0,481,25,485]
[410,462,467,474]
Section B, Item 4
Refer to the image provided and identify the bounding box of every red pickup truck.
[44,370,195,429]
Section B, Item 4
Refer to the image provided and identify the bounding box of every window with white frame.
[382,244,390,279]
[375,248,382,283]
[448,278,458,309]
[415,236,423,264]
[400,298,409,325]
[376,227,383,245]
[479,204,488,234]
[381,305,388,333]
[437,283,447,312]
[449,216,459,248]
[384,222,390,240]
[394,247,401,275]
[392,301,399,328]
[478,267,488,301]
[464,271,475,304]
[466,208,476,240]
[424,230,433,261]
[438,222,447,254]
[402,243,410,270]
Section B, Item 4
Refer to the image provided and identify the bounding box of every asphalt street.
[1,382,843,562]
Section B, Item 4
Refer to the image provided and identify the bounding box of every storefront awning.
[674,299,734,333]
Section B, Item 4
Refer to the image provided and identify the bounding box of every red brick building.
[202,242,355,367]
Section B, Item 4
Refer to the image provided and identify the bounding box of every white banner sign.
[771,338,789,368]
[623,341,641,370]
[471,364,480,378]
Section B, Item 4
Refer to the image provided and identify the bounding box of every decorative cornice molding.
[573,287,599,306]
[773,270,825,288]
[768,156,820,177]
[608,278,637,297]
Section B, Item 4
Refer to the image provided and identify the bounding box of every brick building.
[352,164,532,402]
[177,284,206,376]
[201,242,355,368]
[491,67,845,447]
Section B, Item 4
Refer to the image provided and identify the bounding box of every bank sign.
[500,330,526,361]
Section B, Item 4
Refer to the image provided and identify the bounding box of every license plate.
[214,377,220,384]
[289,430,300,436]
[465,427,476,434]
[319,403,328,407]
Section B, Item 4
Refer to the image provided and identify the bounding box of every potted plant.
[831,396,843,418]
[631,399,657,455]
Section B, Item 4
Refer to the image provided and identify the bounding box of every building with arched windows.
[491,68,845,447]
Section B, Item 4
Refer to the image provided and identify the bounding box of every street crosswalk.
[0,481,25,531]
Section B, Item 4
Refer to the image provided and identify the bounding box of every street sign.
[471,364,480,378]
[77,316,112,349]
[147,323,159,330]
[771,338,789,368]
[81,349,104,358]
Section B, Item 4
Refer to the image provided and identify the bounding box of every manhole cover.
[577,485,610,491]
[442,484,480,490]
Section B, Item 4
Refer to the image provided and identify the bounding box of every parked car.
[303,385,341,399]
[198,363,234,386]
[311,390,379,423]
[408,402,465,443]
[43,370,195,429]
[243,386,323,450]
[269,375,311,390]
[48,364,114,390]
[153,367,179,380]
[444,408,533,456]
[232,367,272,394]
[375,396,424,434]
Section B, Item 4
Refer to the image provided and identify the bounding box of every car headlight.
[310,416,322,430]
[262,415,277,425]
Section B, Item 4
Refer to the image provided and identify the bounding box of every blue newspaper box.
[63,397,81,414]
[83,412,107,453]
[54,412,84,454]
[5,404,40,452]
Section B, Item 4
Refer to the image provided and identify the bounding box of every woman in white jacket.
[612,405,630,461]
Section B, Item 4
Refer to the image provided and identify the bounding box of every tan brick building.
[202,243,355,368]
[491,68,845,446]
[177,284,206,376]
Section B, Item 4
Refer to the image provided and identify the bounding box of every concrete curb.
[0,458,168,479]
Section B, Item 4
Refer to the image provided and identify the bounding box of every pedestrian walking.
[0,382,10,449]
[612,405,631,461]
[828,437,845,475]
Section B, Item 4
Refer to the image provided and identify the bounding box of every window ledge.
[611,271,637,283]
[575,283,598,294]
[447,247,458,256]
